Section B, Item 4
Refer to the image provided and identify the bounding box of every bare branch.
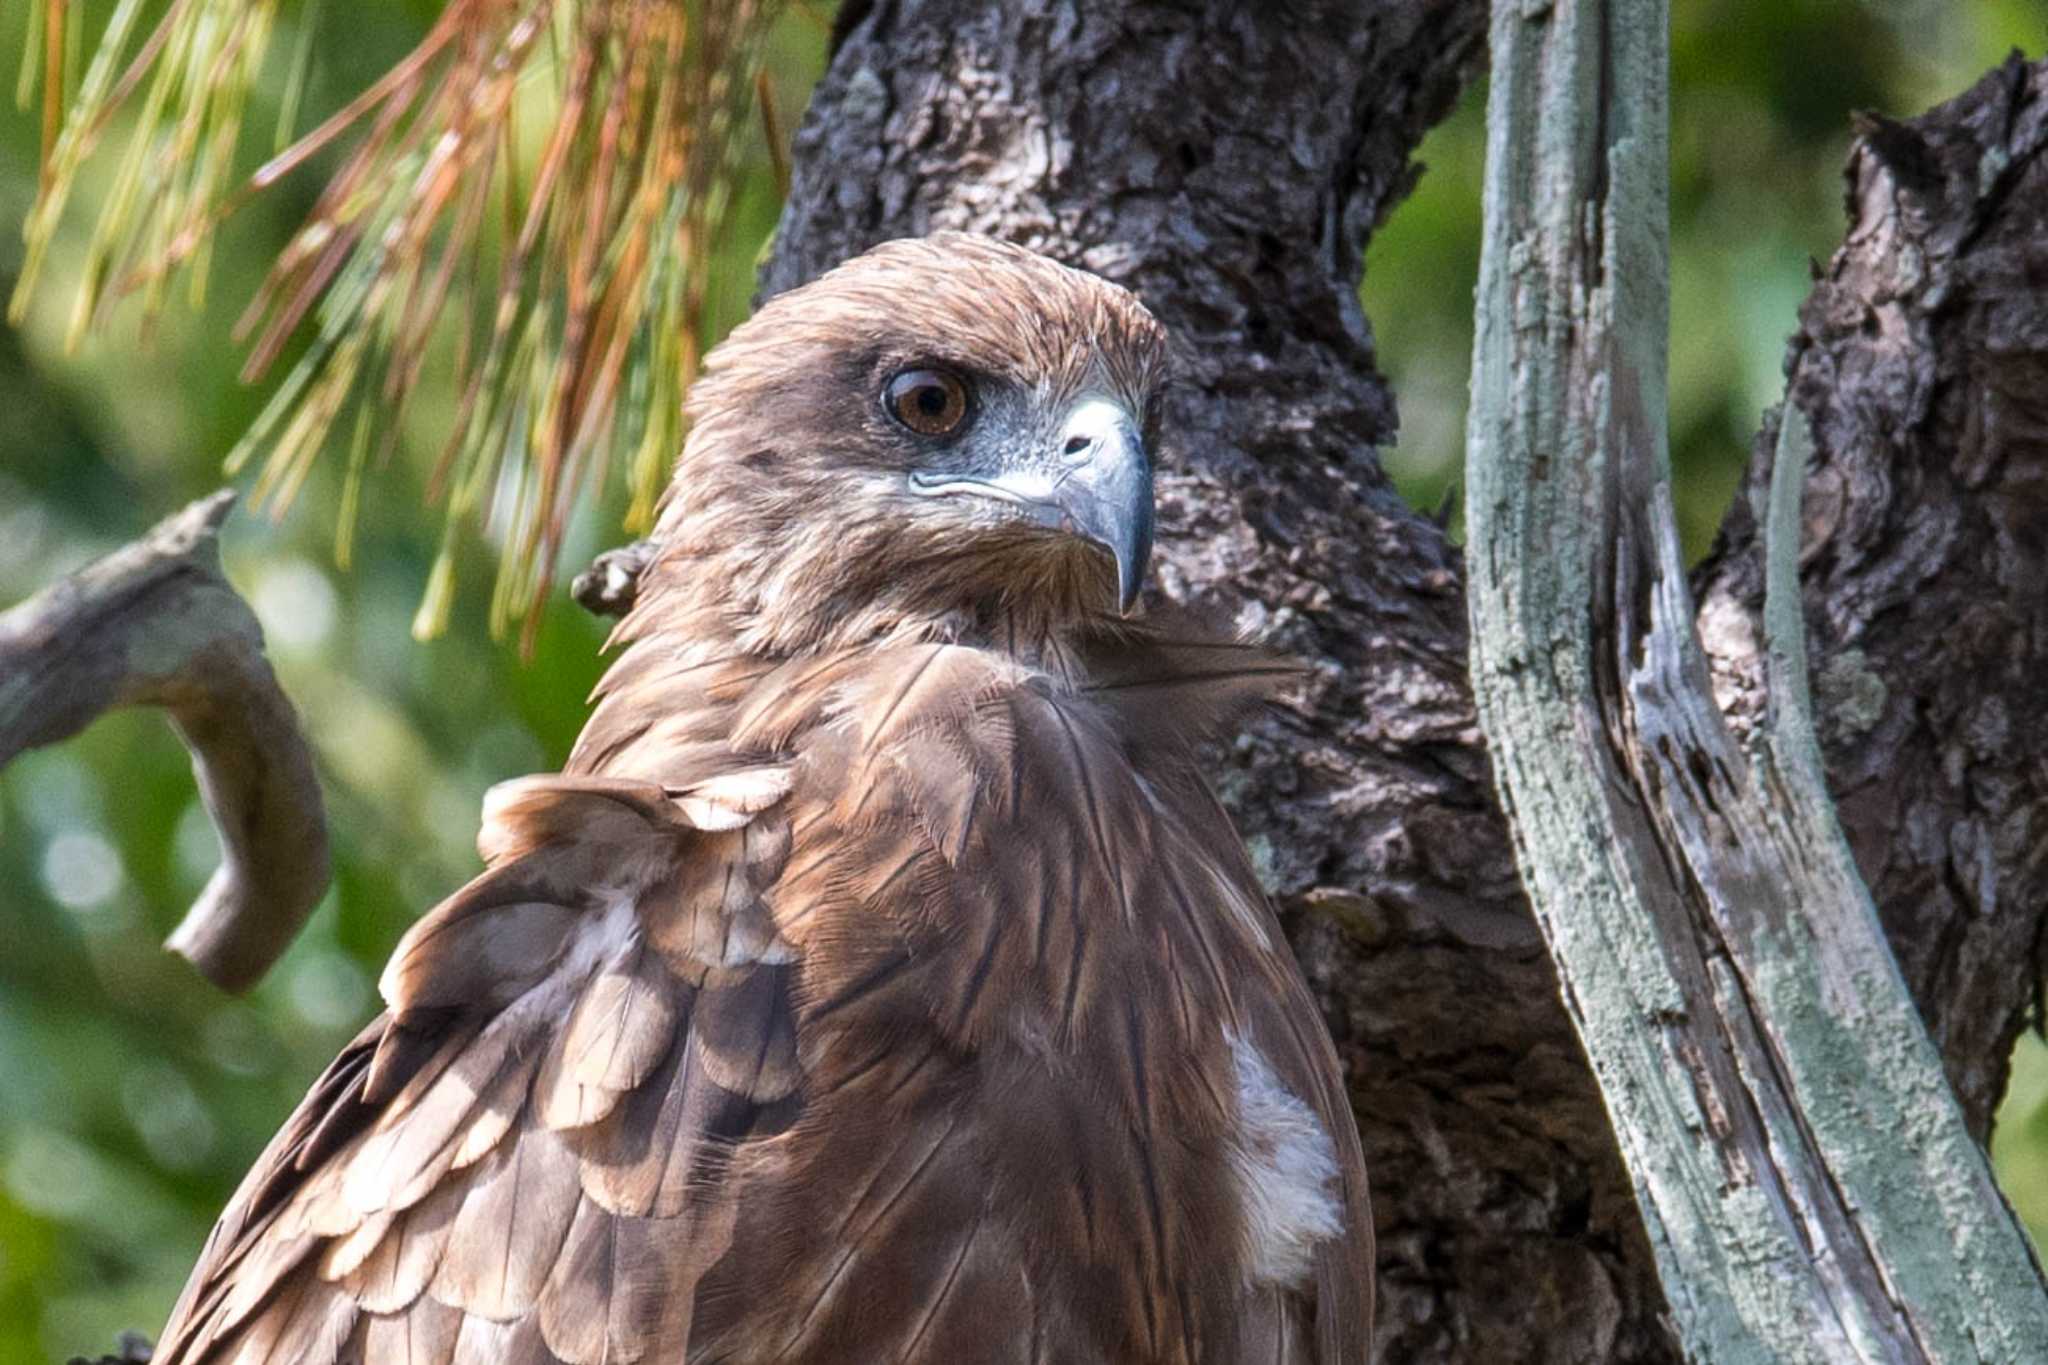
[0,491,330,993]
[1462,2,2047,1359]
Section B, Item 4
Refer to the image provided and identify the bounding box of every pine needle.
[16,0,792,647]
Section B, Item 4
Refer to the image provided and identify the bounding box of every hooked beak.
[1050,398,1153,613]
[909,397,1154,613]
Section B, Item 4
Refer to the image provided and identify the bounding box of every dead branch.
[0,491,329,993]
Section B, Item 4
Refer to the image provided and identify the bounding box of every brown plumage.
[153,233,1374,1364]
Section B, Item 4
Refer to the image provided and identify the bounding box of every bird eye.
[883,368,972,438]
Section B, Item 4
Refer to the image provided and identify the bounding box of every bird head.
[647,233,1170,654]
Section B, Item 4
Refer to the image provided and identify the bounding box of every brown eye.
[884,368,971,437]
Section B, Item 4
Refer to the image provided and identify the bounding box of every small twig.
[570,537,656,618]
[0,491,330,993]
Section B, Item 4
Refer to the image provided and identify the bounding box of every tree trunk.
[764,5,2048,1360]
[1463,0,2046,1357]
[1695,54,2048,1140]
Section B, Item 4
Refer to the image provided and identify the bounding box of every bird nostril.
[1063,435,1093,457]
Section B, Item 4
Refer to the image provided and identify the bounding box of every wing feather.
[334,1173,461,1313]
[314,1210,391,1282]
[351,1296,462,1363]
[534,939,679,1130]
[533,1197,628,1363]
[153,764,796,1365]
[222,1274,356,1365]
[332,1008,542,1223]
[427,1126,583,1320]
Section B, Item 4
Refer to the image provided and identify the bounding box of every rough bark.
[1697,53,2048,1141]
[1464,0,2046,1357]
[614,5,2048,1361]
[0,491,330,994]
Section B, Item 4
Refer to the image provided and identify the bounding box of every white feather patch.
[1227,1033,1343,1287]
[670,765,793,829]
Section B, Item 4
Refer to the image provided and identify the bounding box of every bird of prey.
[152,233,1374,1364]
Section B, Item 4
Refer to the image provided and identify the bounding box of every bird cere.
[149,234,1374,1364]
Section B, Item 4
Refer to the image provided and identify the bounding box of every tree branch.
[1463,2,2047,1356]
[570,538,656,619]
[64,1328,154,1365]
[0,491,330,993]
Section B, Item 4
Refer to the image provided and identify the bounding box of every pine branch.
[14,0,789,646]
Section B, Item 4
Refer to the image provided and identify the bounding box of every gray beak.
[1051,398,1153,613]
[908,396,1156,614]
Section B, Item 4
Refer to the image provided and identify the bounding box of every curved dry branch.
[1697,54,2048,1135]
[0,491,330,993]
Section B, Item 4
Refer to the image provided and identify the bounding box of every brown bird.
[152,233,1373,1364]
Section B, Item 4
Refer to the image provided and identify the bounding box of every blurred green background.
[1,2,2044,1358]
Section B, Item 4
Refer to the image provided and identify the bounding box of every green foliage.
[1,1,2046,1358]
[12,0,814,647]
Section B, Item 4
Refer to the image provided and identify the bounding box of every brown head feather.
[624,232,1168,661]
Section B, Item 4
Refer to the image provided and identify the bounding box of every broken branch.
[0,490,330,993]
